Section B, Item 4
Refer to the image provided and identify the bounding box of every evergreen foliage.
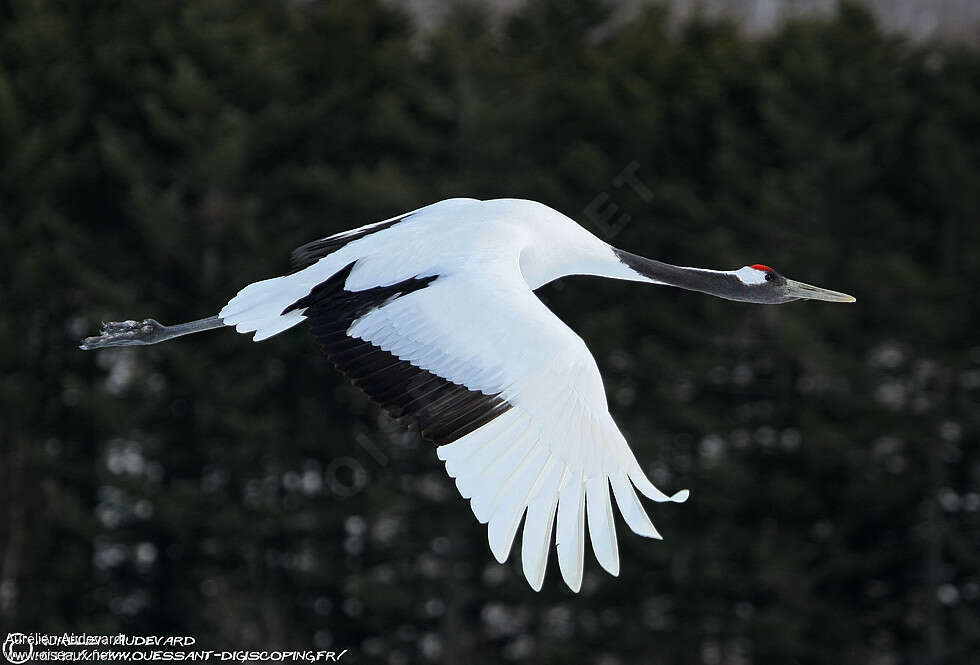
[2,1,977,663]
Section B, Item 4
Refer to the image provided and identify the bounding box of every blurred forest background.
[2,1,979,664]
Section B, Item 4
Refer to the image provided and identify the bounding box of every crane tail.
[219,259,347,341]
[219,274,310,341]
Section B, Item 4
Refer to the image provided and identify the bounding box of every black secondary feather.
[283,262,513,445]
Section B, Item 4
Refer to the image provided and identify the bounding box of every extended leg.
[79,316,226,350]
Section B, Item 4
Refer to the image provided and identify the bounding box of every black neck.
[613,249,748,302]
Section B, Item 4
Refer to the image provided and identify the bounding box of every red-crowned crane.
[81,198,855,592]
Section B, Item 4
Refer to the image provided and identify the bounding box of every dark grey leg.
[79,316,225,350]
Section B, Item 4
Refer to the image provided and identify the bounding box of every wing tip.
[522,550,548,592]
[633,522,663,539]
[670,489,691,503]
[489,520,516,563]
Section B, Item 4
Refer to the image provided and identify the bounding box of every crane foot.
[79,319,165,350]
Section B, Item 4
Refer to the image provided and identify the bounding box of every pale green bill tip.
[785,279,856,303]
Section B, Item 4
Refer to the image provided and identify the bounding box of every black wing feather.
[290,216,408,273]
[283,262,512,446]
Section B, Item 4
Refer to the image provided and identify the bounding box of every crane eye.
[764,272,775,282]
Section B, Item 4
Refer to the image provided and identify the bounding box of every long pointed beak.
[784,279,856,303]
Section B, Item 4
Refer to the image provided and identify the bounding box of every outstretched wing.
[284,253,688,592]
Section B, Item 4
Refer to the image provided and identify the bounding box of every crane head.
[734,264,856,304]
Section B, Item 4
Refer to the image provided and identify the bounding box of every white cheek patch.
[733,266,768,285]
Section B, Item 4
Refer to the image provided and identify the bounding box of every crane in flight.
[81,198,855,592]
